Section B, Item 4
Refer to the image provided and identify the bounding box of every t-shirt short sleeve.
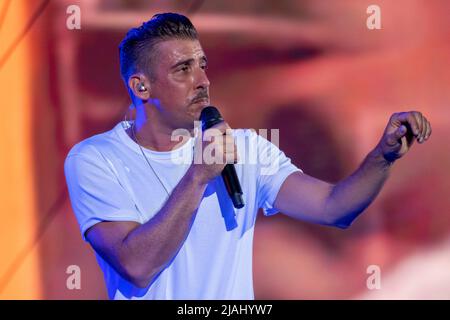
[64,151,142,241]
[256,133,302,216]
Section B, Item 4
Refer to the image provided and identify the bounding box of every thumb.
[395,125,407,139]
[387,125,407,146]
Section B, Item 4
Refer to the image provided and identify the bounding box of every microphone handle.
[221,164,244,209]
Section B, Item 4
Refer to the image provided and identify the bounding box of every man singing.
[64,13,431,299]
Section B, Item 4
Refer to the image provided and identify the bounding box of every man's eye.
[201,64,208,70]
[180,66,190,72]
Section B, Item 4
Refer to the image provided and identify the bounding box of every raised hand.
[375,111,432,163]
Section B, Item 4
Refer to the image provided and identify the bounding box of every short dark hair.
[119,13,198,85]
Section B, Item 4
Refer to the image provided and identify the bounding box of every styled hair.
[119,13,198,84]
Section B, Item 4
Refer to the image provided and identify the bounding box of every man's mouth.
[191,97,210,106]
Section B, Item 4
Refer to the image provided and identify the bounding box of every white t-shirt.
[64,121,301,299]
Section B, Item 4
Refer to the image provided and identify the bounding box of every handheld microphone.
[200,106,245,209]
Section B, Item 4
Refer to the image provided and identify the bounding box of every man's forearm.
[120,166,208,287]
[324,147,392,228]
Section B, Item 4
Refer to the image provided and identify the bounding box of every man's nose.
[195,68,210,90]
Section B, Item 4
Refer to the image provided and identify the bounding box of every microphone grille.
[200,106,223,130]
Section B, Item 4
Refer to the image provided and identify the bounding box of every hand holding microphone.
[192,106,244,209]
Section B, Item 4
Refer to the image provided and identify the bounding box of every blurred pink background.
[0,0,449,299]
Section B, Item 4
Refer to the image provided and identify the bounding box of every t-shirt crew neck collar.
[116,121,194,160]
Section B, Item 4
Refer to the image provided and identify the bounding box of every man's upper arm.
[273,171,335,225]
[85,220,141,274]
[65,147,146,282]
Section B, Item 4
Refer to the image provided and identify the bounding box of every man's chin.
[192,99,210,108]
[190,103,209,120]
[179,114,200,131]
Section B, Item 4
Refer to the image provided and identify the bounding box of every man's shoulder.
[233,128,258,139]
[66,125,120,161]
[233,128,273,147]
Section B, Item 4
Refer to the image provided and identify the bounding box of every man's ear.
[128,74,150,100]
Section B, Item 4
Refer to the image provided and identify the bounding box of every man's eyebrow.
[170,58,194,70]
[170,56,208,69]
